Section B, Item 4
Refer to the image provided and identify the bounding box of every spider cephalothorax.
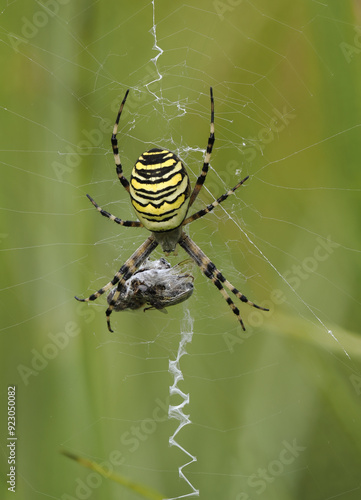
[76,88,268,331]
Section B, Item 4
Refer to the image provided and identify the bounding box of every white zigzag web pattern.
[165,309,199,500]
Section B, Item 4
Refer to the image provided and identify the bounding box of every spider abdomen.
[130,149,191,232]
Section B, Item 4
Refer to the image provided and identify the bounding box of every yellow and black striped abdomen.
[130,149,191,232]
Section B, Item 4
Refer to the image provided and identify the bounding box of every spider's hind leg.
[179,232,268,330]
[75,235,159,332]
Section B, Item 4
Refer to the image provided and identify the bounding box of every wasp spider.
[75,88,268,331]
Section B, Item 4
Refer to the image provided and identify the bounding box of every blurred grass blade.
[268,311,361,358]
[61,450,164,500]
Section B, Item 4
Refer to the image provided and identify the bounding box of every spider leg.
[86,194,143,227]
[179,232,268,330]
[75,236,158,331]
[189,87,215,208]
[112,89,131,194]
[183,176,249,226]
[105,236,159,332]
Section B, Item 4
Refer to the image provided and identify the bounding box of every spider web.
[1,1,361,499]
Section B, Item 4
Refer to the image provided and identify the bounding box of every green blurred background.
[1,1,361,499]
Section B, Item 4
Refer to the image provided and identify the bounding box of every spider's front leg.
[112,89,131,193]
[75,236,159,332]
[189,87,215,207]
